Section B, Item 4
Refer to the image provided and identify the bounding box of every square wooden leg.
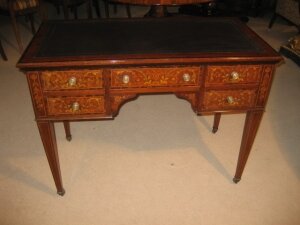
[37,121,65,195]
[233,110,263,183]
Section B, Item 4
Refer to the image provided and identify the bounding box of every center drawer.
[110,67,201,88]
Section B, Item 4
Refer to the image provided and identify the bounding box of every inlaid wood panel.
[175,92,198,111]
[206,65,262,85]
[41,70,103,90]
[202,89,257,111]
[110,94,137,115]
[256,65,274,107]
[110,67,201,88]
[47,96,105,115]
[27,72,47,117]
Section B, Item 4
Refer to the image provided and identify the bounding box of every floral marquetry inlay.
[202,89,257,111]
[256,65,274,107]
[47,96,105,115]
[110,67,201,88]
[206,65,262,85]
[41,70,103,90]
[27,72,46,117]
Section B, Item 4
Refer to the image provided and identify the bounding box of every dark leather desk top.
[18,17,281,68]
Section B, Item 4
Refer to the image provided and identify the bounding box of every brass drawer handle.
[122,74,130,84]
[71,102,80,111]
[182,73,191,82]
[230,71,240,81]
[226,96,234,104]
[68,77,77,86]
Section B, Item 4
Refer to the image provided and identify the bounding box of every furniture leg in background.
[104,0,131,18]
[0,0,40,53]
[0,39,7,60]
[212,113,221,133]
[268,0,300,29]
[93,0,101,17]
[63,121,72,141]
[49,0,96,19]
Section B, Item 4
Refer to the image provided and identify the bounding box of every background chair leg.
[212,113,221,133]
[93,0,101,17]
[28,14,36,34]
[268,13,277,28]
[126,5,131,18]
[55,4,60,14]
[9,10,23,53]
[63,121,72,141]
[0,40,7,60]
[39,1,48,20]
[62,1,70,19]
[86,0,93,18]
[104,0,109,17]
[75,7,79,18]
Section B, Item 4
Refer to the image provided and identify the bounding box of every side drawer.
[46,96,105,115]
[201,89,257,111]
[110,67,201,88]
[41,70,103,90]
[206,65,262,86]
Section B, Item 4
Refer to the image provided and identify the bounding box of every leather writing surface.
[37,18,263,58]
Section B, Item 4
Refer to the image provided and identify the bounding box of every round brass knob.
[182,73,191,82]
[122,74,130,84]
[230,71,240,81]
[68,77,77,86]
[71,102,80,111]
[226,96,234,104]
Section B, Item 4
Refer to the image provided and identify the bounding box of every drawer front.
[41,70,103,90]
[110,67,200,88]
[206,65,262,85]
[202,89,257,111]
[47,96,105,115]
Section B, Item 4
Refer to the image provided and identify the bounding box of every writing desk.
[17,18,282,196]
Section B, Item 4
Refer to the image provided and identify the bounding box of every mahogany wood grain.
[18,18,283,195]
[37,121,65,196]
[233,110,264,183]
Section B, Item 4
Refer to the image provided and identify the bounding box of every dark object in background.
[179,0,277,22]
[178,1,217,16]
[178,0,249,21]
[0,39,7,61]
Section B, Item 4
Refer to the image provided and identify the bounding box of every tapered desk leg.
[37,121,65,196]
[233,110,263,183]
[212,113,221,133]
[63,121,72,141]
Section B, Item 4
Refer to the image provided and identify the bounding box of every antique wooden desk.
[17,18,282,196]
